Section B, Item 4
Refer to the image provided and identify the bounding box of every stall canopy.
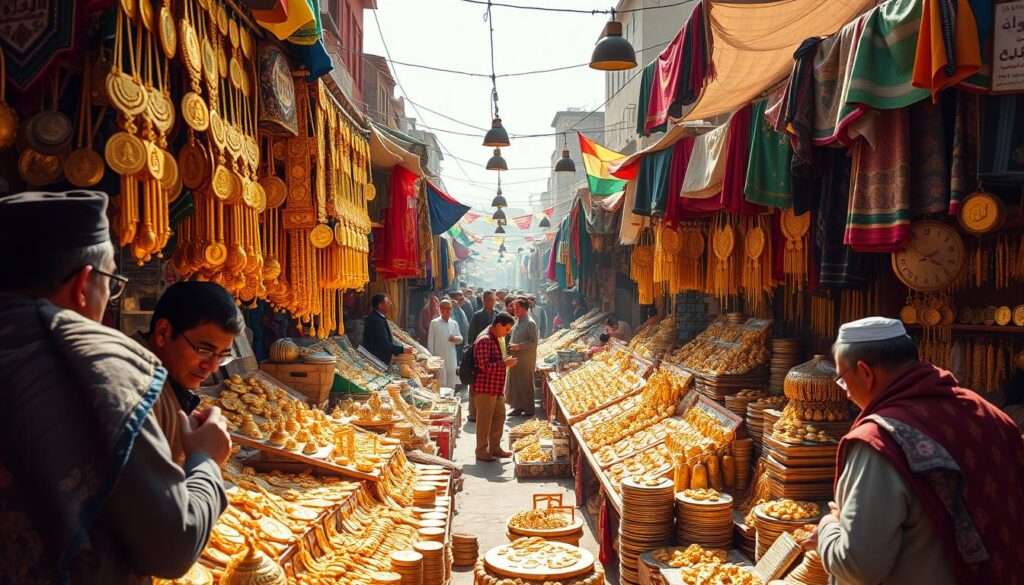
[682,0,877,121]
[370,124,423,176]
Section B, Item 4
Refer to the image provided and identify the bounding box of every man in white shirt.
[427,299,463,389]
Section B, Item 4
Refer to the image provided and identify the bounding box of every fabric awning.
[681,0,877,121]
[369,124,423,176]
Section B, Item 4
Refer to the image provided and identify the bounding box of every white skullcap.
[835,316,908,344]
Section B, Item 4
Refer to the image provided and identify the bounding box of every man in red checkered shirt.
[472,311,517,461]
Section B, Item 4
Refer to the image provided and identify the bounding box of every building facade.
[319,0,375,105]
[603,0,697,153]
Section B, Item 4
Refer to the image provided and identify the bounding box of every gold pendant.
[216,43,228,80]
[106,71,147,117]
[228,18,239,49]
[259,175,287,209]
[240,28,253,59]
[244,136,259,171]
[104,131,147,175]
[26,111,73,154]
[225,123,243,158]
[138,0,154,32]
[310,224,334,249]
[216,5,229,35]
[146,87,174,134]
[64,148,105,187]
[365,183,376,201]
[181,91,210,131]
[208,108,226,149]
[18,148,63,186]
[201,37,217,87]
[211,164,241,201]
[238,67,251,98]
[177,141,210,189]
[229,56,244,90]
[159,148,178,192]
[204,241,228,267]
[250,181,267,213]
[158,6,176,58]
[142,141,165,181]
[180,22,201,75]
[120,0,136,20]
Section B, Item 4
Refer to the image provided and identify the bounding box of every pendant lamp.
[486,148,508,171]
[491,179,507,208]
[539,216,551,228]
[590,17,637,71]
[483,117,510,147]
[495,224,506,234]
[554,133,576,172]
[499,244,507,253]
[492,208,506,221]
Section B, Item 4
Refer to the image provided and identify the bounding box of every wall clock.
[890,220,965,292]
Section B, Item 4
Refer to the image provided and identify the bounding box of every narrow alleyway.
[450,391,605,585]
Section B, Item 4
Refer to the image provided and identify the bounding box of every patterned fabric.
[811,15,869,146]
[909,98,950,215]
[471,330,506,396]
[949,90,980,215]
[814,149,870,290]
[838,362,1024,584]
[846,0,931,110]
[779,37,823,216]
[745,98,793,209]
[845,107,911,253]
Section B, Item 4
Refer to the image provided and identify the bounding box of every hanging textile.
[949,90,980,214]
[425,182,470,235]
[719,104,766,215]
[373,166,419,278]
[665,137,697,225]
[546,225,561,281]
[979,93,1024,186]
[632,147,675,217]
[678,1,709,108]
[681,122,730,200]
[913,0,982,101]
[446,222,474,248]
[438,238,451,290]
[814,149,869,289]
[289,0,322,45]
[909,98,950,216]
[618,181,649,246]
[745,99,793,209]
[846,0,930,110]
[580,189,623,235]
[811,13,870,146]
[259,0,315,40]
[776,37,822,215]
[845,107,911,252]
[284,40,334,80]
[636,61,664,137]
[0,0,105,92]
[646,27,687,134]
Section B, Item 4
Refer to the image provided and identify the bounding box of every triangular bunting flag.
[513,215,533,230]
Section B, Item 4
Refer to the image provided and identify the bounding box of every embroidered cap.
[835,316,909,344]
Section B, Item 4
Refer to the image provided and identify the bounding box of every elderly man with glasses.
[136,281,243,466]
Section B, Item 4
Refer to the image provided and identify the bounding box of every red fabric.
[470,330,506,396]
[664,137,697,226]
[373,166,419,278]
[645,26,687,133]
[838,363,1024,584]
[720,104,768,216]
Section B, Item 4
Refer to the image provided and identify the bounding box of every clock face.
[891,221,965,292]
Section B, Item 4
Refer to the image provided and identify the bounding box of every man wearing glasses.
[0,191,229,582]
[137,281,244,465]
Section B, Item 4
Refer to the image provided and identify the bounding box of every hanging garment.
[258,0,315,40]
[780,38,823,215]
[680,121,730,200]
[665,137,697,224]
[373,166,420,278]
[646,27,687,134]
[913,0,981,101]
[814,149,869,290]
[845,107,912,253]
[632,147,675,216]
[636,62,664,137]
[846,0,930,110]
[909,98,950,216]
[719,104,766,215]
[745,99,793,209]
[811,13,870,146]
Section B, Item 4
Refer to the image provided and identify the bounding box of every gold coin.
[211,164,238,201]
[64,148,105,188]
[208,109,226,149]
[181,91,210,131]
[120,0,135,20]
[310,224,335,249]
[240,27,253,59]
[250,181,267,213]
[259,175,287,209]
[180,21,201,75]
[146,88,174,134]
[229,56,244,90]
[158,6,176,58]
[217,43,228,80]
[996,306,1012,326]
[204,242,227,267]
[104,132,147,176]
[138,0,154,32]
[920,307,941,327]
[178,142,211,190]
[18,149,63,186]
[106,71,147,117]
[228,18,239,48]
[144,141,165,181]
[216,5,229,35]
[1014,305,1024,327]
[899,305,917,325]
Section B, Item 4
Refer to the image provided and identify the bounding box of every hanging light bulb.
[539,216,551,228]
[492,208,506,221]
[590,13,637,71]
[491,176,507,208]
[495,224,506,234]
[486,148,508,171]
[483,117,510,147]
[554,133,576,173]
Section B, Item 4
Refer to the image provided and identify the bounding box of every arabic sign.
[994,1,1024,92]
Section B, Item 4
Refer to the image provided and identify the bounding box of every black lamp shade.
[492,208,506,221]
[539,216,551,228]
[491,192,508,208]
[554,148,577,173]
[483,118,511,147]
[486,148,508,171]
[495,224,506,234]
[590,20,637,71]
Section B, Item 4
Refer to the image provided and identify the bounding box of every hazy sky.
[362,0,616,220]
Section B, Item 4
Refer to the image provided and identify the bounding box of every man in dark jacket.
[0,191,229,583]
[362,293,412,365]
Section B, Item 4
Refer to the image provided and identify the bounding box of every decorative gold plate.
[106,71,147,117]
[178,142,211,189]
[18,149,63,186]
[996,306,1012,326]
[259,175,287,209]
[309,224,335,248]
[64,148,105,187]
[958,190,1005,236]
[182,91,210,131]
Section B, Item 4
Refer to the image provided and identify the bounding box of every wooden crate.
[260,361,335,406]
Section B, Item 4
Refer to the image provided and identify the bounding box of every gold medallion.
[144,141,165,181]
[158,6,176,58]
[225,123,243,158]
[238,67,251,97]
[146,88,174,134]
[958,190,1005,236]
[104,131,147,175]
[216,5,229,35]
[182,91,210,131]
[201,37,217,86]
[18,149,63,186]
[240,28,253,59]
[138,0,154,32]
[365,183,376,201]
[120,0,136,20]
[920,307,941,327]
[64,148,105,187]
[250,181,267,213]
[1014,305,1024,327]
[228,18,239,49]
[212,164,241,202]
[940,303,955,325]
[180,22,201,75]
[28,111,73,154]
[899,305,917,325]
[216,44,228,80]
[204,242,227,267]
[229,56,244,90]
[310,224,335,249]
[259,175,287,209]
[105,71,147,117]
[208,108,226,149]
[241,177,257,207]
[996,306,1012,326]
[178,142,211,190]
[160,148,178,192]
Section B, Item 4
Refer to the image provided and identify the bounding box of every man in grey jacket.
[0,191,229,583]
